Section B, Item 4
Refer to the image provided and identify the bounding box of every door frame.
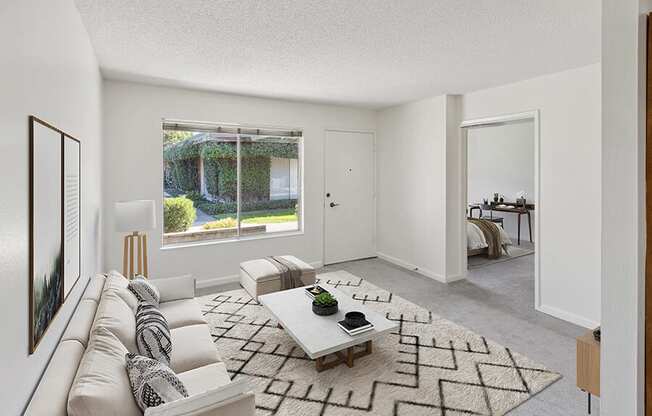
[645,12,652,416]
[459,110,542,310]
[322,128,377,265]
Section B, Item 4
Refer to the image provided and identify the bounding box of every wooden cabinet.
[577,331,600,413]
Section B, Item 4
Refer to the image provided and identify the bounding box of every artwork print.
[30,117,63,352]
[29,116,81,353]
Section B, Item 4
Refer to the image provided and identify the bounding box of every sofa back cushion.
[61,299,100,348]
[92,284,138,353]
[67,327,141,416]
[23,340,86,416]
[82,274,107,302]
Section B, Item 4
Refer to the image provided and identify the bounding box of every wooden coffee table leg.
[346,347,354,368]
[315,341,374,372]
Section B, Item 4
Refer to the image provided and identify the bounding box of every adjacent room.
[466,119,536,267]
[2,1,648,416]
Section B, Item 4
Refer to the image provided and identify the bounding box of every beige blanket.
[467,219,505,259]
[265,256,304,290]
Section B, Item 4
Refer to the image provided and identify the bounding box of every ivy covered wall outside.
[163,134,298,205]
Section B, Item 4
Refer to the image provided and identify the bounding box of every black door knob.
[329,202,340,208]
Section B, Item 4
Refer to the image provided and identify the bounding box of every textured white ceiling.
[75,0,600,109]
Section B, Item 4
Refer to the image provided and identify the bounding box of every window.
[162,121,301,246]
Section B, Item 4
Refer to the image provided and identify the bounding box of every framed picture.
[29,116,82,353]
[63,135,81,298]
[29,116,64,353]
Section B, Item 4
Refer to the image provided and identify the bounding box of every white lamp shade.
[115,200,156,232]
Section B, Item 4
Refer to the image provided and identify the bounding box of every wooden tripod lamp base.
[115,200,156,280]
[123,231,149,279]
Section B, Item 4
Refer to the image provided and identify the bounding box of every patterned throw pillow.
[136,302,172,366]
[125,353,188,411]
[128,277,160,306]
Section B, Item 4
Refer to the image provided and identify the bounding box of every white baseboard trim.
[310,260,324,269]
[376,252,451,283]
[536,304,599,329]
[195,274,240,290]
[444,273,466,283]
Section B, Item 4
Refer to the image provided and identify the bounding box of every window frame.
[161,120,304,248]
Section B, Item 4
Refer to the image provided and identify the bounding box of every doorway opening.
[460,111,541,309]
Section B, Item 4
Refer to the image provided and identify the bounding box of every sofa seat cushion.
[67,327,141,416]
[169,324,221,373]
[159,298,206,329]
[177,362,232,396]
[61,299,98,348]
[92,287,138,353]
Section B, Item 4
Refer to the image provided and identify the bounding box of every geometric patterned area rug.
[198,271,560,415]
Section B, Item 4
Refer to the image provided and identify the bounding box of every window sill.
[160,230,304,251]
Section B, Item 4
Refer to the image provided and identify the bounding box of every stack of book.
[305,285,328,299]
[337,318,374,336]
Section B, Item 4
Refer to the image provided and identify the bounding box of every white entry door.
[324,130,375,264]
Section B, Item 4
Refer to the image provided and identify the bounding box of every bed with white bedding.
[467,220,512,256]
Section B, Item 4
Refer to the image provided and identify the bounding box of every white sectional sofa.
[24,271,255,416]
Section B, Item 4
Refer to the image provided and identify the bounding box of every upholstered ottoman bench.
[240,255,316,300]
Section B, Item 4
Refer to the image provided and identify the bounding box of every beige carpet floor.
[199,270,560,415]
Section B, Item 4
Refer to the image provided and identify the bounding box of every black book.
[305,285,329,299]
[337,319,374,335]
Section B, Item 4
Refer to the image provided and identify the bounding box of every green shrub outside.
[193,198,297,216]
[202,217,237,230]
[163,197,196,233]
[185,190,202,201]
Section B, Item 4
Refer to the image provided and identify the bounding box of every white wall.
[270,157,298,200]
[600,1,651,414]
[467,121,535,240]
[376,95,464,281]
[462,64,601,328]
[102,81,376,283]
[0,1,103,414]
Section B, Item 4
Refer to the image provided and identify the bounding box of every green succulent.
[313,292,337,307]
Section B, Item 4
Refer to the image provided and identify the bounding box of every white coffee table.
[258,285,398,372]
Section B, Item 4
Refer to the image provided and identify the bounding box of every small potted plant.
[312,292,338,316]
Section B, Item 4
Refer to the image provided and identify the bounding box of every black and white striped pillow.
[128,277,160,306]
[135,302,172,366]
[125,353,188,411]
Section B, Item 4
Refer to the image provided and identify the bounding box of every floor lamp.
[115,200,156,279]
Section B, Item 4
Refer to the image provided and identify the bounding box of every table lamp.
[115,200,156,278]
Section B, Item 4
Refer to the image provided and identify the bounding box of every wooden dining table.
[470,202,534,245]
